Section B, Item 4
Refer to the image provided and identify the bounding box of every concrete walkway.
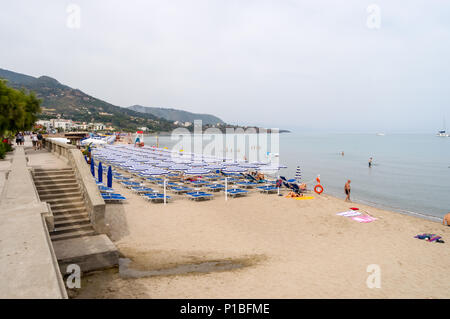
[0,143,67,298]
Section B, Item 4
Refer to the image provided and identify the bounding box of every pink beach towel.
[337,211,362,217]
[351,215,377,223]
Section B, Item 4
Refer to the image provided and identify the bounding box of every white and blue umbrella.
[222,166,247,173]
[185,168,211,175]
[169,164,190,171]
[144,168,168,176]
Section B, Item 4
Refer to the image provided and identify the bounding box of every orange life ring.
[314,184,324,194]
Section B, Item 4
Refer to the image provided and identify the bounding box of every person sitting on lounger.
[255,172,265,181]
[299,183,307,191]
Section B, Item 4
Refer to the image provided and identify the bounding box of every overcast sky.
[1,0,449,132]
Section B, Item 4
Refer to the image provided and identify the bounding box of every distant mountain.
[128,105,224,126]
[0,68,176,132]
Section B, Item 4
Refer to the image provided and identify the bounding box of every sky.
[1,0,449,133]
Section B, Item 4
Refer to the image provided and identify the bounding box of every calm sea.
[144,133,450,221]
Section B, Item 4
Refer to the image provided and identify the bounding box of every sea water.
[144,133,450,221]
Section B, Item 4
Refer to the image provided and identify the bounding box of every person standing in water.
[344,180,351,202]
[368,157,373,168]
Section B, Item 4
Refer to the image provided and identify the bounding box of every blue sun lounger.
[257,185,278,194]
[143,193,171,203]
[186,191,214,201]
[205,184,225,192]
[131,186,154,194]
[98,185,115,193]
[120,181,140,188]
[102,193,126,203]
[236,181,258,189]
[171,186,193,194]
[225,188,249,198]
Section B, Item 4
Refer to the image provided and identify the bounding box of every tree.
[0,79,41,138]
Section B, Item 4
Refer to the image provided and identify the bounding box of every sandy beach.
[72,177,450,299]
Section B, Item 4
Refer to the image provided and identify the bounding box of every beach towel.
[351,215,377,223]
[337,210,362,217]
[295,196,315,200]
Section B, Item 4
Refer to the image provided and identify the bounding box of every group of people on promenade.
[31,132,43,150]
[15,131,43,150]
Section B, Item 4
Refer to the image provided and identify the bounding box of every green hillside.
[0,68,176,132]
[128,105,224,125]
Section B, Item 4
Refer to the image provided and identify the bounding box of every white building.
[51,119,74,131]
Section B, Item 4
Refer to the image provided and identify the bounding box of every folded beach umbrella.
[295,166,302,182]
[98,162,103,183]
[107,166,113,188]
[90,157,95,177]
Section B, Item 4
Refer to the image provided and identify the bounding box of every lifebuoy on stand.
[314,175,324,194]
[314,184,324,194]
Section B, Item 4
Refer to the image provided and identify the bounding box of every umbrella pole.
[163,178,167,205]
[225,177,228,201]
[277,174,280,195]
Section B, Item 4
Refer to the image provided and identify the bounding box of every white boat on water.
[437,117,449,137]
[376,132,385,136]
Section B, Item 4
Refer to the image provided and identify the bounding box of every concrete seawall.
[42,138,107,235]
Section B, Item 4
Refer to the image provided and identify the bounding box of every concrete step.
[50,229,96,242]
[51,207,88,216]
[48,201,85,211]
[39,192,82,201]
[33,167,73,173]
[51,223,94,235]
[39,192,83,203]
[35,182,80,190]
[52,235,119,272]
[34,178,77,185]
[33,169,74,175]
[43,195,83,205]
[36,187,81,196]
[54,216,91,228]
[33,175,76,182]
[54,212,89,222]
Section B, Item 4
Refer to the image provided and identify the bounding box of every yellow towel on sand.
[294,196,315,200]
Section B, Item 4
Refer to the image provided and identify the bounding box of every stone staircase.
[32,168,96,241]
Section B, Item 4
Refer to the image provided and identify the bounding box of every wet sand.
[72,179,450,299]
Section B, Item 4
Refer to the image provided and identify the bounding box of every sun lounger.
[171,186,193,194]
[236,181,257,189]
[130,186,154,194]
[257,185,278,194]
[225,188,249,198]
[186,191,214,201]
[98,185,115,193]
[120,181,140,188]
[143,193,171,203]
[102,193,126,203]
[205,184,225,192]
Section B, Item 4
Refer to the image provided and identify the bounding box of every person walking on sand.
[368,157,373,168]
[443,213,450,226]
[344,180,351,202]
